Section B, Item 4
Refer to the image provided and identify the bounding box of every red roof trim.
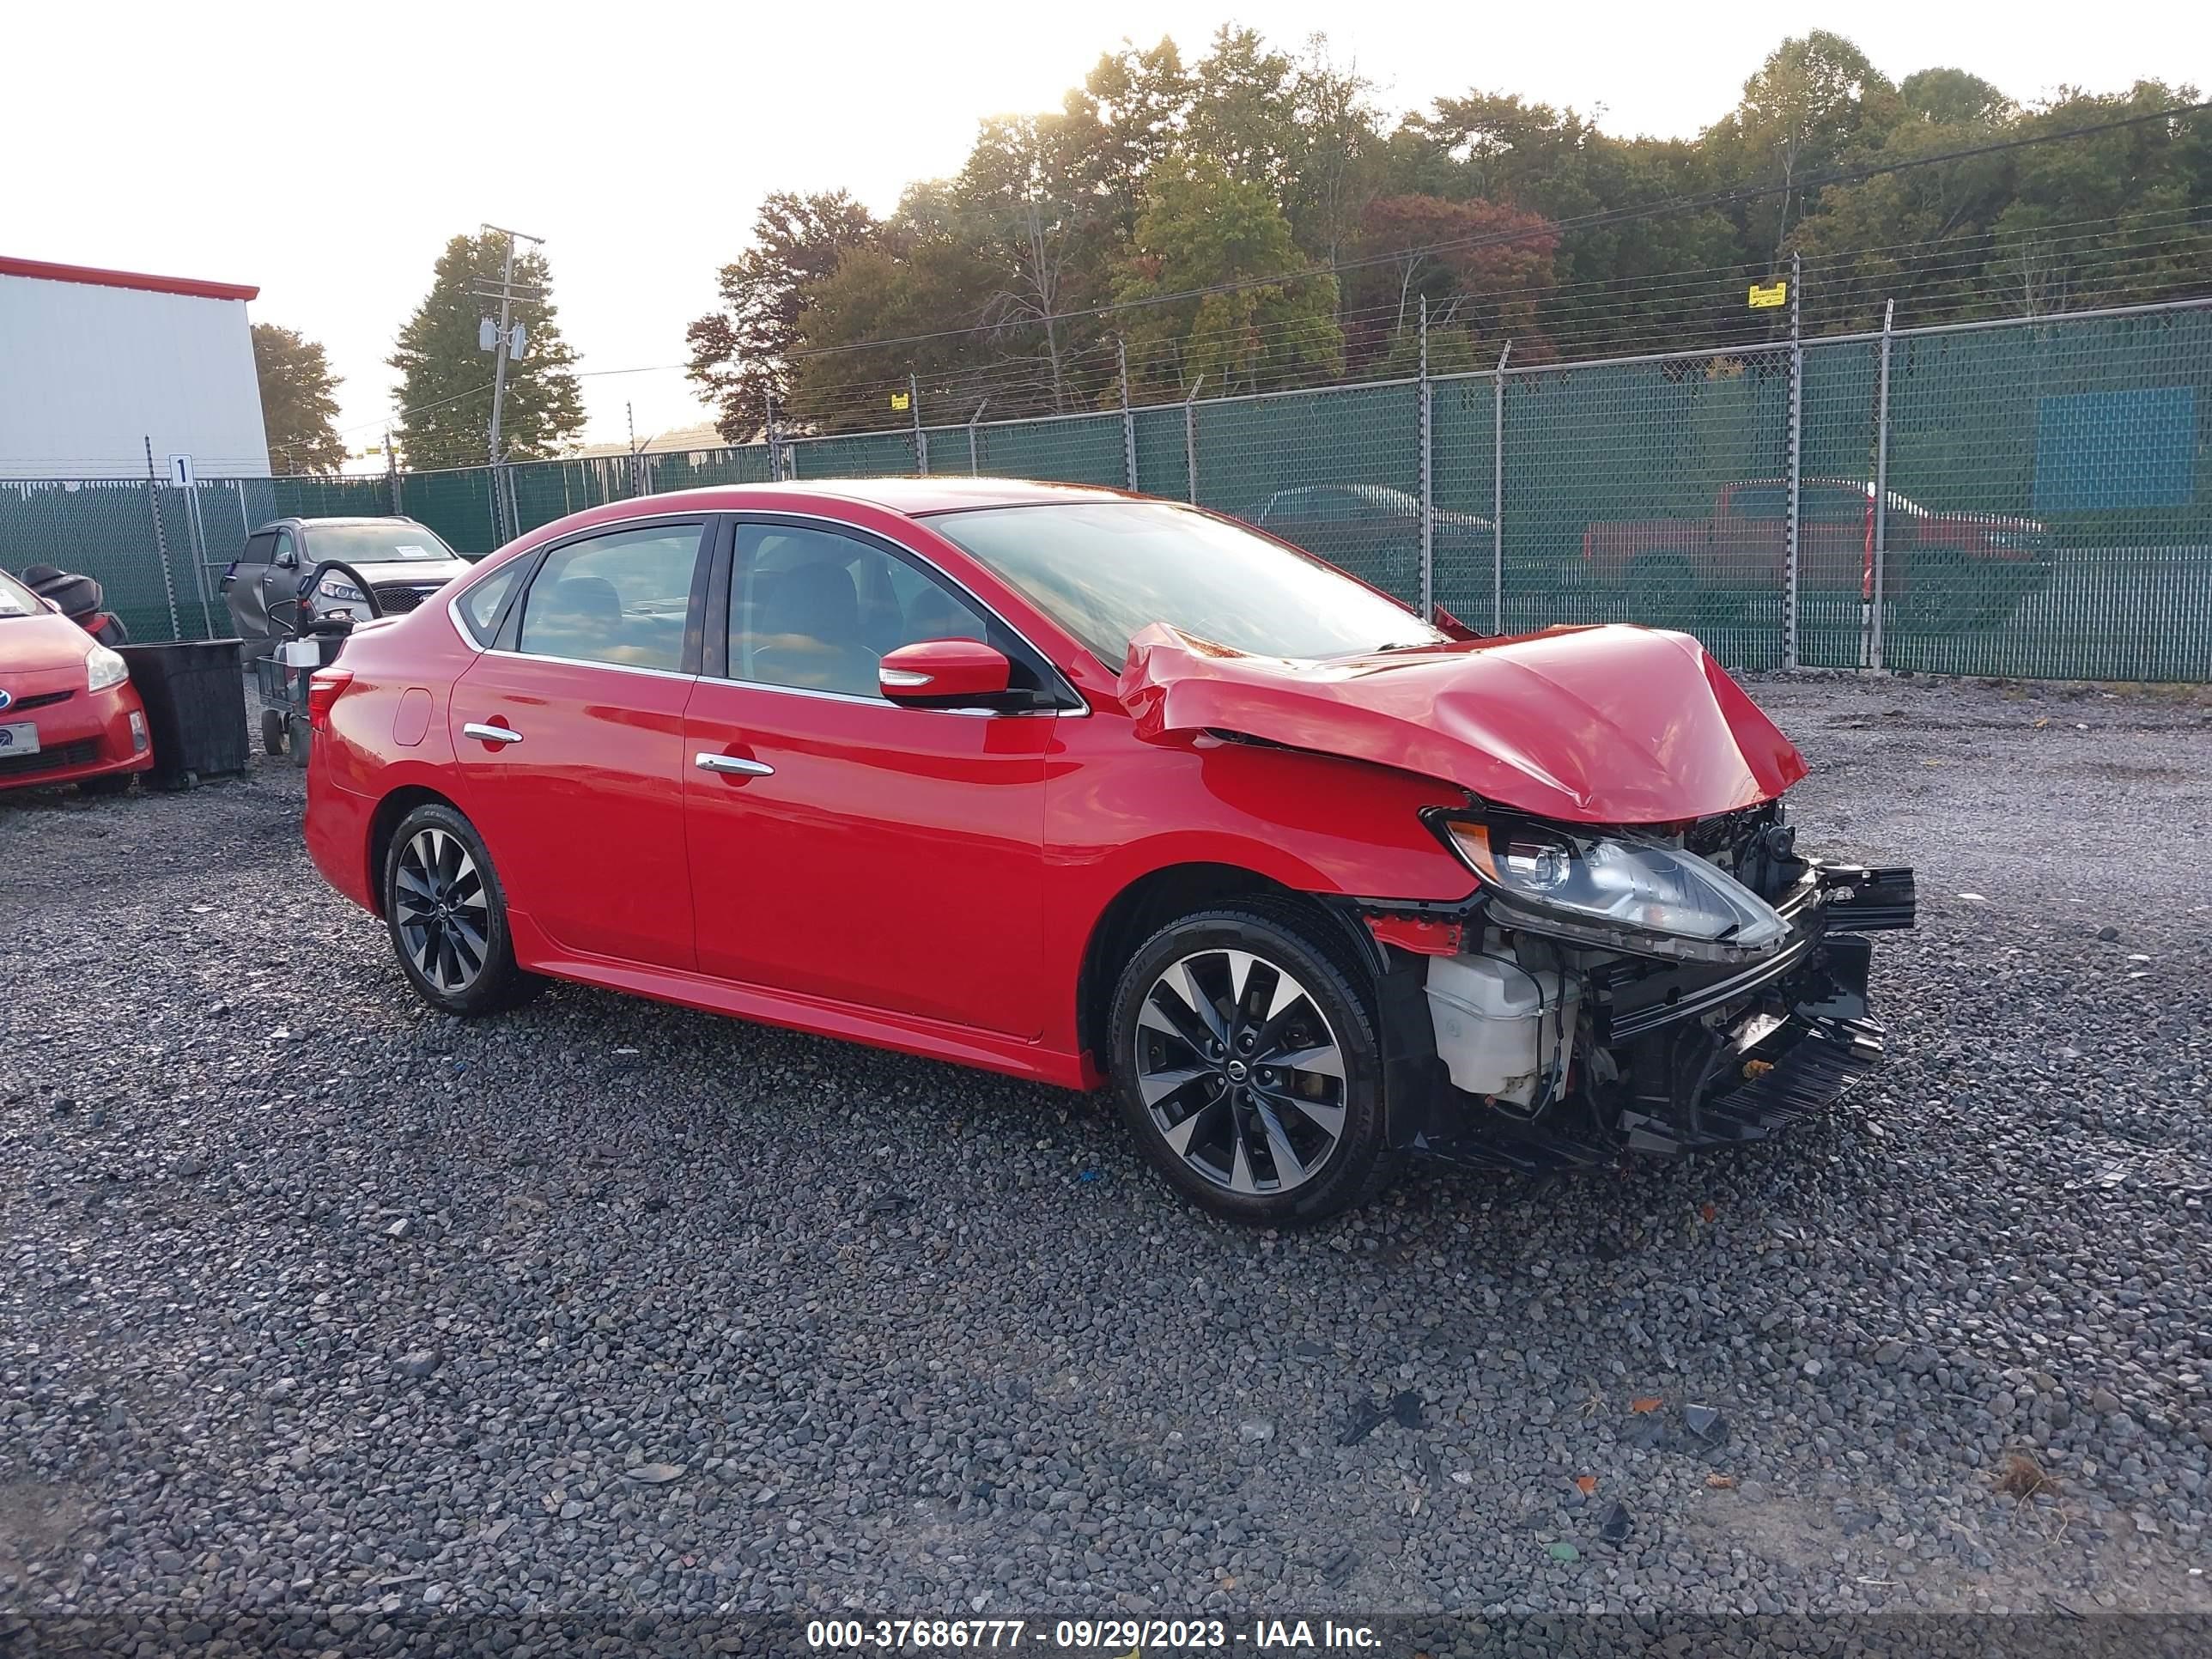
[0,255,258,302]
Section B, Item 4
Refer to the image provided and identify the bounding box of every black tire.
[1898,547,1972,633]
[78,771,135,797]
[289,722,312,769]
[381,803,543,1017]
[1107,898,1394,1224]
[259,707,287,757]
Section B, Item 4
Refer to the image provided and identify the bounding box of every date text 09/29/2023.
[805,1618,1382,1650]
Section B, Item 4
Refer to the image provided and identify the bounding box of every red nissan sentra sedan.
[0,565,154,796]
[303,480,1913,1222]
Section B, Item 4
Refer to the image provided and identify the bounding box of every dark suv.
[222,517,472,658]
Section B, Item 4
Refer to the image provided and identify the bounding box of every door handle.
[463,722,524,745]
[695,752,773,777]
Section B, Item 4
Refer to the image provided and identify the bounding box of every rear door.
[450,514,713,970]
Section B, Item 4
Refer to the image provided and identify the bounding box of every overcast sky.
[8,1,2206,458]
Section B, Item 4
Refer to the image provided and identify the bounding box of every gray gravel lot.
[3,672,2209,1636]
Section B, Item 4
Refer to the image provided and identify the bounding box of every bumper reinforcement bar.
[1618,1015,1887,1155]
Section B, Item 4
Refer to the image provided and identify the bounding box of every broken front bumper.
[1368,861,1917,1173]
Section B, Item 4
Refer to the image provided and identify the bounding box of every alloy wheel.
[1132,949,1347,1196]
[393,827,490,994]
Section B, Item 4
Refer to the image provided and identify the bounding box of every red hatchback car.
[305,480,1913,1222]
[0,566,153,795]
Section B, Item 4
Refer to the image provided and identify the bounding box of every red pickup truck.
[1583,478,2050,629]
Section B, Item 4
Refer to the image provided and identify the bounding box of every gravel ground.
[3,672,2209,1638]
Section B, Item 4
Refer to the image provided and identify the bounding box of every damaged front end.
[1353,804,1916,1172]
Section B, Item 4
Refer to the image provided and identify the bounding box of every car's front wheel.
[1107,901,1393,1224]
[382,803,542,1017]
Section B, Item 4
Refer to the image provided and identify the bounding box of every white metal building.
[0,255,270,480]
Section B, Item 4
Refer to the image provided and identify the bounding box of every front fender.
[1048,726,1478,904]
[1040,719,1475,1060]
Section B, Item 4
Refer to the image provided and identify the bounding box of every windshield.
[929,501,1443,667]
[0,568,38,618]
[307,524,457,563]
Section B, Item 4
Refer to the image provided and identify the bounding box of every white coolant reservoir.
[1424,953,1578,1107]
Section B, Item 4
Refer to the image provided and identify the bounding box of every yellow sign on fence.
[1747,281,1789,309]
[890,391,911,411]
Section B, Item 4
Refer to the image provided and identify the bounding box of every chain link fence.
[6,296,2208,679]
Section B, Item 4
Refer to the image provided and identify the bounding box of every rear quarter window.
[455,560,526,645]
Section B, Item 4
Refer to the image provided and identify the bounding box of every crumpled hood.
[1118,623,1808,824]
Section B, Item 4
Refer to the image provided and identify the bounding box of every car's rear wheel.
[383,803,541,1017]
[1107,902,1393,1224]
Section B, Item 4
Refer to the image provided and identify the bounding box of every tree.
[957,117,1104,412]
[1988,82,2210,315]
[1899,68,2014,129]
[252,323,345,475]
[786,185,1002,431]
[1395,92,1738,356]
[688,25,2210,424]
[1055,39,1191,238]
[1350,194,1559,364]
[1279,37,1384,282]
[686,191,878,442]
[1705,32,1904,263]
[389,234,582,469]
[1182,26,1297,186]
[1114,161,1341,398]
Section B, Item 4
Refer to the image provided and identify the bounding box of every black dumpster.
[118,640,250,788]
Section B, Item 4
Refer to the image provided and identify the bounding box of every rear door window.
[514,522,706,672]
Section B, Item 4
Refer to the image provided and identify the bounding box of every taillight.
[306,667,355,732]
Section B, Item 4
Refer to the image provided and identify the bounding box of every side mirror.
[879,638,1012,706]
[275,550,299,570]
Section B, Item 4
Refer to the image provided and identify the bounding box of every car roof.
[629,477,1141,518]
[251,516,431,533]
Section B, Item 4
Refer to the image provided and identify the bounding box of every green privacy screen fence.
[4,296,2209,680]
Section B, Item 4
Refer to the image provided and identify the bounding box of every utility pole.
[476,224,544,538]
[909,372,927,475]
[1418,295,1433,617]
[968,400,988,476]
[1117,337,1135,490]
[1784,249,1803,672]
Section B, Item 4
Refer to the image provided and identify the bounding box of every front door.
[252,527,301,641]
[450,516,712,970]
[681,517,1054,1038]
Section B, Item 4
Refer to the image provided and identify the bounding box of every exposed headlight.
[317,575,368,604]
[86,644,130,692]
[1438,817,1790,962]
